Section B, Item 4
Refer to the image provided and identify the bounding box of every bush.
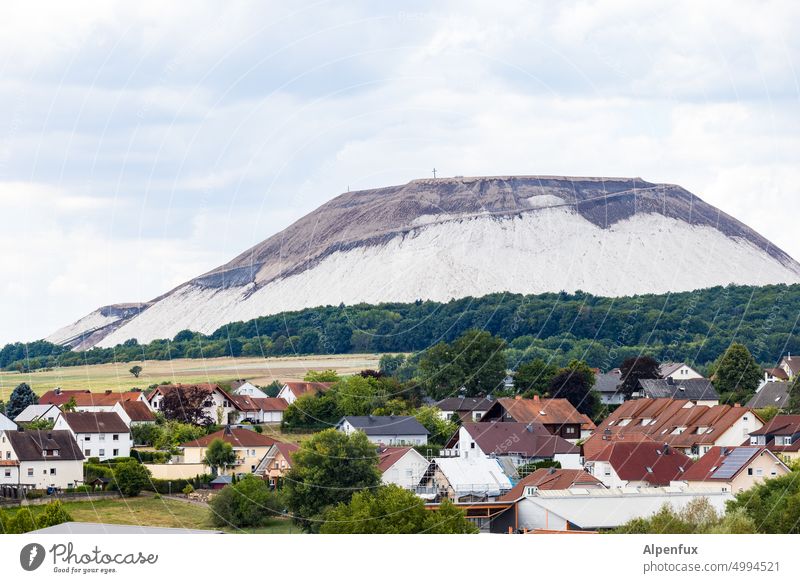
[36,501,73,529]
[182,484,195,495]
[112,460,152,497]
[6,510,37,534]
[209,475,284,528]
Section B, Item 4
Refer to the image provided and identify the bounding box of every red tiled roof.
[455,422,578,457]
[252,397,289,412]
[377,446,416,473]
[282,381,333,398]
[40,389,144,407]
[119,401,155,422]
[0,460,20,467]
[274,442,299,465]
[586,441,693,486]
[484,396,596,429]
[498,468,603,501]
[678,446,765,482]
[180,427,280,448]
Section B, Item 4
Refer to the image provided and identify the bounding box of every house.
[674,446,790,493]
[209,475,233,490]
[255,442,299,486]
[658,362,704,380]
[585,441,693,488]
[762,367,789,383]
[0,429,84,493]
[0,412,18,431]
[445,422,581,469]
[277,381,334,405]
[746,381,790,410]
[336,416,429,445]
[593,370,624,405]
[498,468,604,501]
[635,378,719,405]
[53,412,132,461]
[485,485,732,533]
[180,426,280,475]
[776,353,800,380]
[229,395,288,424]
[480,396,595,441]
[231,380,268,398]
[147,383,238,425]
[112,401,156,427]
[748,415,800,463]
[13,404,61,425]
[378,446,430,490]
[435,396,494,422]
[420,456,513,502]
[39,388,146,412]
[586,398,763,458]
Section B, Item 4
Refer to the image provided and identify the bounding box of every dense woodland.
[2,283,799,373]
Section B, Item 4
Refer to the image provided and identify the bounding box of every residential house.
[180,426,280,475]
[658,362,704,380]
[636,378,719,405]
[776,353,800,380]
[336,416,429,446]
[747,381,790,410]
[231,380,268,398]
[277,381,334,405]
[0,429,84,493]
[593,370,624,406]
[112,401,156,427]
[53,412,131,461]
[39,388,147,412]
[445,422,581,469]
[13,404,61,425]
[762,367,789,383]
[585,441,693,488]
[147,383,238,425]
[748,415,800,463]
[585,398,763,458]
[229,395,288,424]
[0,412,17,431]
[480,396,595,441]
[674,446,790,493]
[420,456,513,502]
[255,442,299,486]
[498,468,604,501]
[435,396,494,422]
[378,446,430,490]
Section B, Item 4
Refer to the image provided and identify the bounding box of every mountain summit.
[48,176,800,349]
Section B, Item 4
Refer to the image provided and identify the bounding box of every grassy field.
[4,496,299,534]
[0,353,381,399]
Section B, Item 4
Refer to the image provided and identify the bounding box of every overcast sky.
[1,0,799,345]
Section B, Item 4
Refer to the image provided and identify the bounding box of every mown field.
[0,353,381,399]
[4,496,298,534]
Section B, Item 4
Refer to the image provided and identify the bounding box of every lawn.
[0,353,381,399]
[4,495,299,534]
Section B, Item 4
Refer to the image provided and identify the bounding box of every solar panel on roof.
[711,447,758,479]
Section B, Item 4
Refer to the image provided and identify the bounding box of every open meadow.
[0,353,381,399]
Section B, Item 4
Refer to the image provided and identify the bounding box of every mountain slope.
[48,176,800,349]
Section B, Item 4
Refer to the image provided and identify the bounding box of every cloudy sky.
[1,0,798,344]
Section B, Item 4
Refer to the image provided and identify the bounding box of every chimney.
[533,395,540,402]
[47,432,52,439]
[548,467,556,475]
[667,377,674,385]
[54,387,62,395]
[663,444,670,455]
[721,447,730,456]
[603,428,611,440]
[514,395,522,401]
[105,390,112,395]
[525,423,533,432]
[733,403,741,408]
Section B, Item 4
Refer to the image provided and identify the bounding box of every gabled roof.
[281,381,334,399]
[58,412,129,434]
[251,397,288,412]
[780,355,800,376]
[454,422,578,457]
[483,396,595,429]
[746,381,790,409]
[592,371,622,394]
[13,404,61,423]
[340,416,429,436]
[764,367,789,381]
[40,389,144,407]
[435,397,495,412]
[377,446,423,472]
[273,442,299,464]
[180,426,280,448]
[228,394,261,412]
[586,441,692,486]
[638,378,719,401]
[750,415,800,452]
[4,429,84,461]
[498,468,603,501]
[433,456,513,495]
[118,401,156,422]
[679,446,785,482]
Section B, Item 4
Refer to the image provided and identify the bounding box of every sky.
[1,0,799,345]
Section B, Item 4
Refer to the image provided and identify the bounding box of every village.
[1,348,798,534]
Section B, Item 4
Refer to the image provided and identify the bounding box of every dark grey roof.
[747,381,790,409]
[340,416,429,436]
[435,397,494,412]
[593,372,622,394]
[4,429,84,461]
[637,378,719,401]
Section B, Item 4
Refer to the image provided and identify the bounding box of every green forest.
[2,283,799,373]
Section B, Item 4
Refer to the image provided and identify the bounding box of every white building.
[336,416,429,446]
[422,456,513,502]
[378,446,430,490]
[147,384,238,425]
[54,412,131,461]
[0,429,84,492]
[0,412,17,431]
[112,401,156,427]
[232,381,268,399]
[276,381,333,405]
[13,404,61,425]
[658,362,704,381]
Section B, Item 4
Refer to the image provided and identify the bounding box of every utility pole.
[432,168,437,179]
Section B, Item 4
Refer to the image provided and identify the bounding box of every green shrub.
[6,510,37,534]
[112,460,152,497]
[209,475,284,528]
[36,501,73,529]
[182,484,195,495]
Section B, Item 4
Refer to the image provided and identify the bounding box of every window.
[50,468,56,475]
[3,469,9,477]
[5,451,10,459]
[99,449,105,457]
[565,427,575,434]
[84,435,90,441]
[755,468,763,476]
[85,449,91,456]
[470,442,476,449]
[747,468,753,475]
[604,466,611,476]
[27,468,33,477]
[113,449,119,457]
[112,434,119,441]
[99,434,105,441]
[782,436,793,446]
